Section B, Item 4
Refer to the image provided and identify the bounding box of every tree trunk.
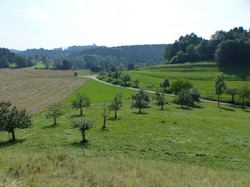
[161,104,164,110]
[115,110,117,118]
[103,117,106,129]
[139,107,142,113]
[11,130,16,141]
[81,130,86,142]
[53,117,56,126]
[232,95,235,104]
[217,95,220,107]
[80,107,83,115]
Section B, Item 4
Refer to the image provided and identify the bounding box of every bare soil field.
[0,69,89,114]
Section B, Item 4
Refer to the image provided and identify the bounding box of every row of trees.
[162,27,250,65]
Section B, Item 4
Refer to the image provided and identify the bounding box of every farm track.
[0,69,89,114]
[84,75,246,108]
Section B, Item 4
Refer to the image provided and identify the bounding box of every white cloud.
[14,6,49,20]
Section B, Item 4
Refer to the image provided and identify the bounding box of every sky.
[0,0,249,50]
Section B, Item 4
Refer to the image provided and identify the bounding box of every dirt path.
[83,75,245,108]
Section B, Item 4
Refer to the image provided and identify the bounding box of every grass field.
[100,62,250,104]
[1,77,249,186]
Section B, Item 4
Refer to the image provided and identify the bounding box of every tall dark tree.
[0,56,9,68]
[131,88,150,113]
[62,59,73,70]
[0,102,31,141]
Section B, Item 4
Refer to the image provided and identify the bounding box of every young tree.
[237,84,249,109]
[160,77,170,93]
[190,87,201,107]
[121,74,132,86]
[177,89,191,109]
[108,92,123,119]
[131,88,150,113]
[72,118,94,143]
[101,103,109,129]
[46,104,64,126]
[154,92,168,110]
[0,102,31,141]
[133,79,140,88]
[112,70,121,84]
[72,92,91,115]
[215,75,227,107]
[225,88,238,104]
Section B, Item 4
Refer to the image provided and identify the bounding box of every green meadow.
[101,62,250,103]
[1,79,249,186]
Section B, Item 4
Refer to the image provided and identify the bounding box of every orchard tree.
[154,92,168,110]
[112,70,121,84]
[72,92,91,115]
[131,88,150,113]
[101,103,109,129]
[225,88,238,104]
[133,79,140,88]
[177,89,191,109]
[215,75,227,107]
[160,77,170,93]
[121,74,132,86]
[72,118,94,143]
[237,84,249,109]
[190,87,201,106]
[46,104,64,126]
[0,102,31,141]
[108,92,123,119]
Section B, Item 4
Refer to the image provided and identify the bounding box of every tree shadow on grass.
[0,139,26,148]
[219,106,235,112]
[132,112,148,115]
[176,106,192,110]
[70,114,85,119]
[41,124,58,129]
[108,117,121,121]
[71,141,90,149]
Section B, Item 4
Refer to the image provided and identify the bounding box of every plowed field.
[0,69,88,114]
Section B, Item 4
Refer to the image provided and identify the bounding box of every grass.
[100,62,250,104]
[1,78,249,186]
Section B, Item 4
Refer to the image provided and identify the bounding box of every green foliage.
[62,59,72,70]
[0,101,31,141]
[0,56,9,68]
[121,74,132,86]
[71,92,91,115]
[153,92,168,110]
[46,104,64,126]
[170,78,193,95]
[215,40,250,65]
[225,88,238,104]
[133,79,140,88]
[237,83,250,109]
[215,75,227,106]
[108,92,123,118]
[72,117,94,143]
[160,77,170,93]
[131,88,150,113]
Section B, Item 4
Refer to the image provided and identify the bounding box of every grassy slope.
[1,79,249,186]
[117,62,250,103]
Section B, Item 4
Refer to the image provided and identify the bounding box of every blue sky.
[0,0,249,50]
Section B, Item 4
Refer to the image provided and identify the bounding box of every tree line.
[0,48,34,68]
[162,26,250,66]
